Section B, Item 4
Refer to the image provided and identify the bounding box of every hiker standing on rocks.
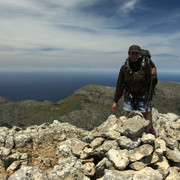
[112,45,158,135]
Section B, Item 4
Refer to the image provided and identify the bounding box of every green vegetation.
[0,81,179,130]
[2,158,17,170]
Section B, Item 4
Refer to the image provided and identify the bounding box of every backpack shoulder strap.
[124,58,133,74]
[141,56,151,71]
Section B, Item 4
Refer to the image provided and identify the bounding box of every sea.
[0,71,179,102]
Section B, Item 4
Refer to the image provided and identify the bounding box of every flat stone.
[130,161,146,171]
[103,169,135,180]
[166,148,180,163]
[94,140,119,157]
[6,161,21,172]
[128,144,154,162]
[133,167,163,180]
[90,137,105,149]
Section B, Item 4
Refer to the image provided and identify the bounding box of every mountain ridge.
[0,80,179,129]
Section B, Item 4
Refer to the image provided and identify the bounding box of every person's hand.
[112,102,117,114]
[151,68,157,78]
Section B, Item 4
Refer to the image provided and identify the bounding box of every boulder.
[128,144,154,162]
[106,149,129,170]
[121,115,149,138]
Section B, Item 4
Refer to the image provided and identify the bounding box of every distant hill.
[0,81,179,130]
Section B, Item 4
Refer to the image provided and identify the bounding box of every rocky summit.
[0,108,180,180]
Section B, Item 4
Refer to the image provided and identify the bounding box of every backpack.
[124,49,155,74]
[123,49,156,100]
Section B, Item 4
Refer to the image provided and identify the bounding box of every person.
[112,45,158,135]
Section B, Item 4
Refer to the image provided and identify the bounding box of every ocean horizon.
[0,71,179,102]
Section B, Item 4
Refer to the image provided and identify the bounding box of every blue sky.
[0,0,180,73]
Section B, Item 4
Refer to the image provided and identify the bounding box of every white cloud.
[121,0,140,13]
[0,0,179,72]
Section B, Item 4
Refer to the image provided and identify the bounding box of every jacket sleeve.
[113,66,125,103]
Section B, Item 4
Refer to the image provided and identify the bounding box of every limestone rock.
[5,136,14,150]
[0,147,11,157]
[141,133,155,144]
[82,133,96,143]
[133,167,163,180]
[155,138,166,155]
[14,132,31,148]
[166,148,180,163]
[80,146,94,159]
[6,161,21,173]
[81,162,96,177]
[90,137,105,149]
[121,115,149,138]
[166,167,180,180]
[95,157,114,178]
[140,151,160,165]
[0,135,5,147]
[128,144,154,162]
[71,139,88,157]
[103,169,135,180]
[130,161,146,170]
[117,136,141,149]
[95,115,122,139]
[56,143,72,158]
[8,165,48,180]
[106,149,129,170]
[94,140,119,157]
[162,136,179,150]
[1,108,180,180]
[155,156,170,178]
[47,156,83,179]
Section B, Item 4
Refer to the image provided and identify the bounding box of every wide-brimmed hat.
[128,45,141,53]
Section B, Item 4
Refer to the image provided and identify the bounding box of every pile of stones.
[0,108,179,180]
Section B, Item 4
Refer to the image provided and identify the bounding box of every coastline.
[0,71,179,102]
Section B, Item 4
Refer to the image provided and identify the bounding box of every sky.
[0,0,180,73]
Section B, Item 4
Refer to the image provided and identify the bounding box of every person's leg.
[137,101,156,136]
[142,112,156,136]
[126,111,131,117]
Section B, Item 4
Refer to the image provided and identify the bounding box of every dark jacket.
[113,58,158,103]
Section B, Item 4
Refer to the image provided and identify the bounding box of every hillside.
[0,81,180,130]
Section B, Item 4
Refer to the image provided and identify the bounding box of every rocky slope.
[0,108,179,180]
[0,81,180,130]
